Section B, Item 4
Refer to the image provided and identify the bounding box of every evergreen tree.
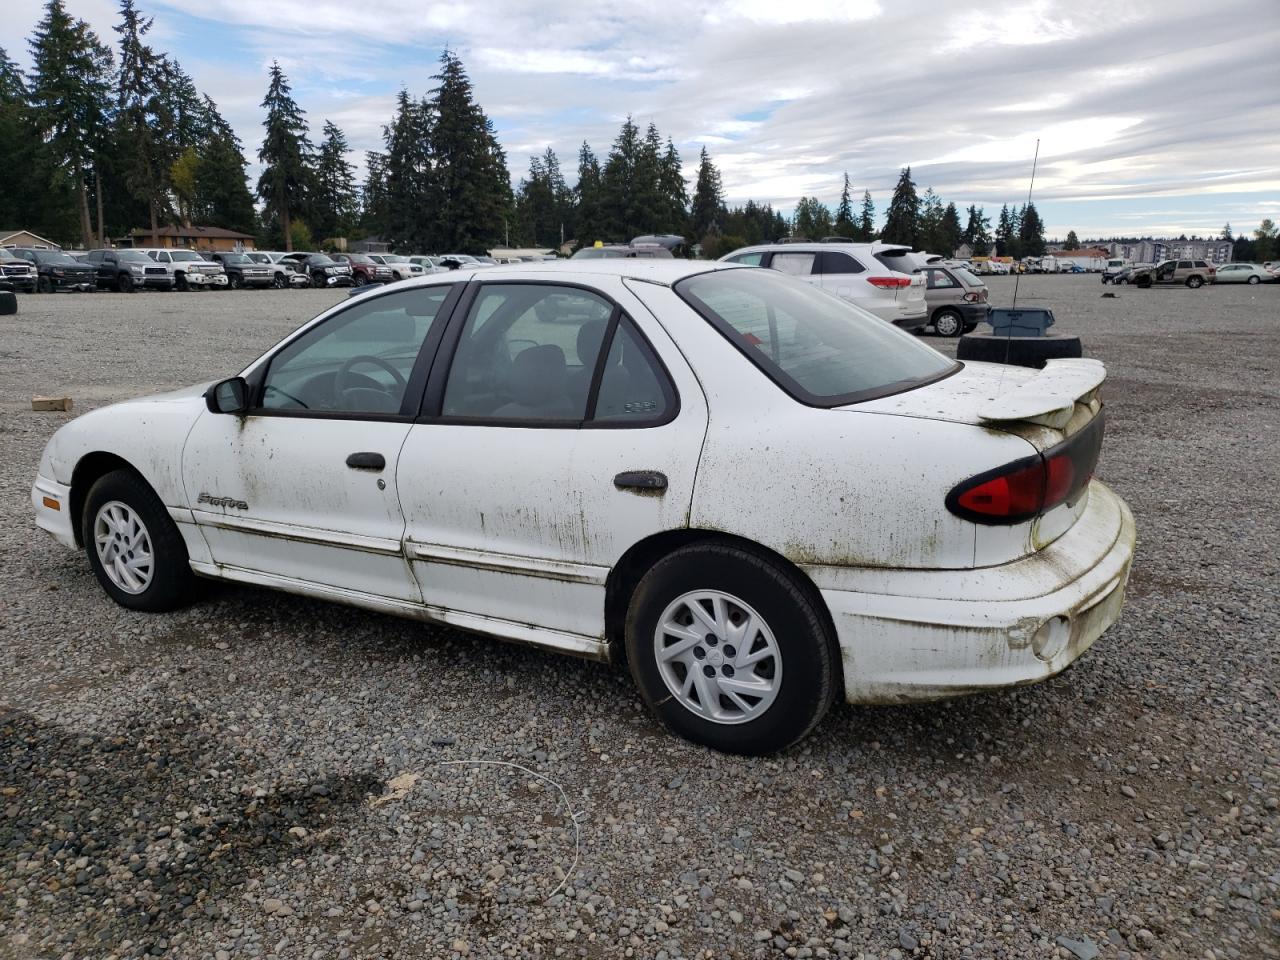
[0,48,41,235]
[190,94,255,235]
[995,203,1015,257]
[381,89,432,250]
[1220,222,1233,241]
[1063,229,1080,250]
[916,187,944,252]
[257,60,312,251]
[940,202,963,257]
[514,153,558,248]
[1019,201,1046,256]
[963,204,991,256]
[574,141,603,249]
[600,116,643,239]
[881,167,919,247]
[793,196,832,240]
[632,122,666,234]
[857,190,875,242]
[833,172,854,238]
[28,0,115,248]
[114,0,175,245]
[659,137,688,240]
[361,150,389,236]
[427,50,510,253]
[1254,219,1278,262]
[690,146,724,240]
[312,120,358,241]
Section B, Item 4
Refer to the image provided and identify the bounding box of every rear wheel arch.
[605,530,840,677]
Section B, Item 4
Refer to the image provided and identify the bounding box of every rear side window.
[592,320,673,422]
[726,252,765,266]
[1193,260,1207,268]
[769,252,816,276]
[676,268,957,406]
[816,251,864,274]
[1178,260,1192,269]
[926,269,958,289]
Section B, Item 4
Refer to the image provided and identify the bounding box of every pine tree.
[313,120,358,241]
[631,122,666,235]
[361,151,389,236]
[963,204,991,256]
[690,146,724,240]
[995,204,1014,257]
[857,190,875,242]
[881,167,919,247]
[574,141,603,249]
[600,116,642,239]
[1220,222,1233,241]
[257,61,312,251]
[114,0,174,246]
[381,89,432,250]
[659,138,687,240]
[833,173,854,238]
[191,94,255,235]
[940,202,962,257]
[427,51,510,254]
[1064,229,1080,250]
[28,0,115,248]
[916,187,943,252]
[1019,202,1045,257]
[0,48,40,235]
[793,197,832,240]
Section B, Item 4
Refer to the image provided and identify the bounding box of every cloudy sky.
[5,0,1279,238]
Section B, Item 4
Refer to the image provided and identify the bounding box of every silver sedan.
[1214,263,1274,284]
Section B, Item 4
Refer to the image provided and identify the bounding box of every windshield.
[38,251,80,265]
[311,256,337,266]
[169,250,203,262]
[676,268,957,406]
[381,255,409,263]
[221,254,250,264]
[117,250,152,262]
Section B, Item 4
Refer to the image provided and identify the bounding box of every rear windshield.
[872,249,914,273]
[952,266,984,286]
[675,268,958,406]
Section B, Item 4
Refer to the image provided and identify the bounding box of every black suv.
[13,248,98,292]
[86,249,174,292]
[208,252,274,289]
[281,253,354,287]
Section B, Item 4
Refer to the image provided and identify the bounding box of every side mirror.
[205,376,249,414]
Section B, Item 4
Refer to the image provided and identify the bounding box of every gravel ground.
[1,277,1277,960]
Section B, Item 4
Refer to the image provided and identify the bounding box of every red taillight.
[947,412,1105,525]
[867,276,911,289]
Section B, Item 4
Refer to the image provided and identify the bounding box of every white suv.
[720,242,927,331]
[137,248,228,290]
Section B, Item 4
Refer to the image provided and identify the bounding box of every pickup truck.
[86,249,175,292]
[137,248,228,290]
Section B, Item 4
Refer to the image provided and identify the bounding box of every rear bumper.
[811,481,1136,704]
[32,475,76,549]
[958,302,990,326]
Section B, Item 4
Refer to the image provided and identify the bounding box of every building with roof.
[118,225,256,252]
[1,228,61,250]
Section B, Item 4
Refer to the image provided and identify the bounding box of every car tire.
[1247,275,1260,285]
[38,276,53,294]
[933,307,964,338]
[1186,276,1203,288]
[175,273,189,291]
[273,273,287,289]
[118,273,134,293]
[81,469,197,612]
[229,274,242,290]
[354,273,367,287]
[625,542,838,755]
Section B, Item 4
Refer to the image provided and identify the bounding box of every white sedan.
[1213,262,1273,284]
[31,261,1135,754]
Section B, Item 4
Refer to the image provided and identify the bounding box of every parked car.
[719,241,927,332]
[1101,259,1130,283]
[408,256,448,275]
[572,245,673,260]
[333,253,394,286]
[1130,259,1216,288]
[207,252,274,289]
[30,260,1134,754]
[13,248,98,292]
[1109,266,1136,285]
[247,252,310,288]
[86,248,174,292]
[367,254,424,281]
[0,247,39,292]
[1213,262,1273,284]
[137,248,228,290]
[281,252,354,287]
[919,264,989,337]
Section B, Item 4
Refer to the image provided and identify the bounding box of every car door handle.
[345,452,386,471]
[614,470,667,492]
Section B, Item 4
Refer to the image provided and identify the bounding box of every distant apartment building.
[1106,238,1233,264]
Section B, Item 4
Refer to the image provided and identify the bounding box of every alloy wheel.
[653,589,782,724]
[93,500,154,595]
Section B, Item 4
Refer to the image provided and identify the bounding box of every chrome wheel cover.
[94,500,154,594]
[653,590,782,725]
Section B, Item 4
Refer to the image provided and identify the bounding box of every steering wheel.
[334,355,407,412]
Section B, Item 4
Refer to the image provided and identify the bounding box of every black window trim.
[240,281,466,424]
[419,278,680,430]
[673,273,961,409]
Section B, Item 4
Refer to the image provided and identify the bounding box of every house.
[118,226,256,252]
[0,228,60,249]
[351,236,391,254]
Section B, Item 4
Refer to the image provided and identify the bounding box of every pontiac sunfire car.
[32,260,1135,754]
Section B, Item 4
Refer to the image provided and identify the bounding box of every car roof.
[396,258,726,288]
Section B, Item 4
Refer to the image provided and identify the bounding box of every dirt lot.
[1,276,1277,960]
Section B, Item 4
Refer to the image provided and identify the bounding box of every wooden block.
[31,396,73,412]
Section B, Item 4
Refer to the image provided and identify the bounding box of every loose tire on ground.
[0,290,16,315]
[624,542,838,755]
[956,333,1084,369]
[81,468,196,612]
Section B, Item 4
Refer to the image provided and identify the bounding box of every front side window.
[677,268,956,406]
[770,252,816,276]
[442,284,614,421]
[261,286,453,416]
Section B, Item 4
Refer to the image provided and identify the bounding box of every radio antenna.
[1011,138,1040,311]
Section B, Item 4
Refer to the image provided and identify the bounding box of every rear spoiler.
[978,359,1105,429]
